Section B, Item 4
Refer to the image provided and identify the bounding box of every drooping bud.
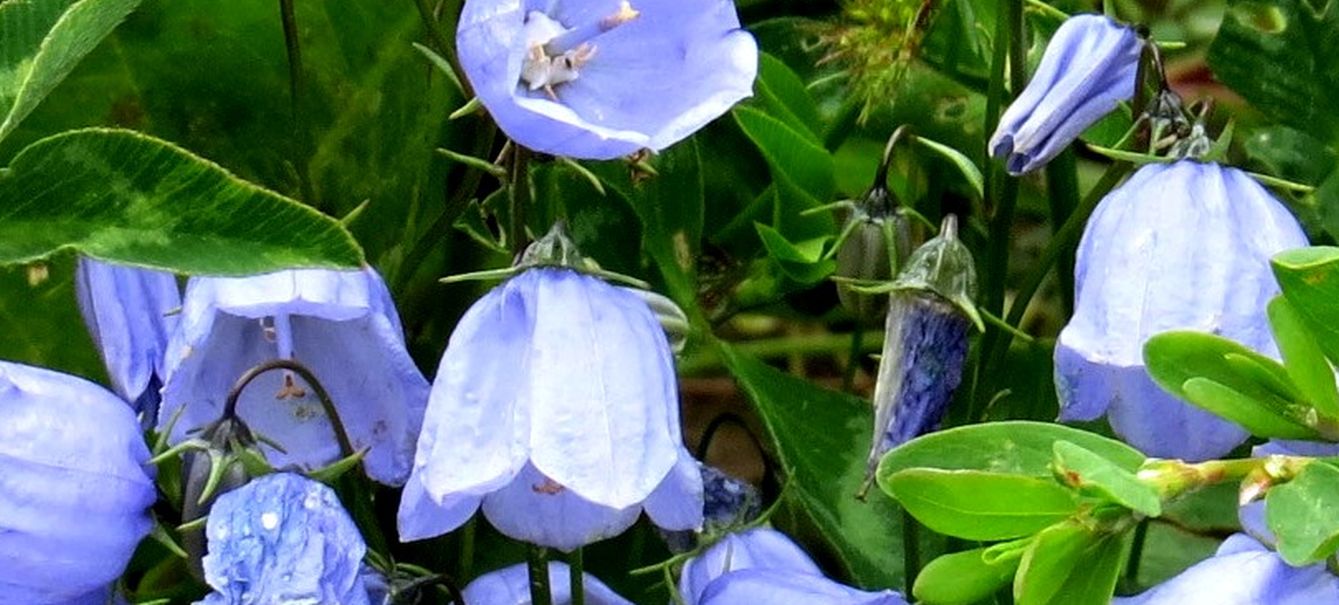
[835,126,913,323]
[863,215,980,486]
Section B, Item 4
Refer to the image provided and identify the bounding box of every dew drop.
[260,511,279,530]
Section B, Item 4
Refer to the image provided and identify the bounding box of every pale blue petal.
[0,362,155,603]
[698,569,908,605]
[1115,534,1339,605]
[642,448,705,532]
[462,562,633,605]
[481,463,641,551]
[526,269,677,509]
[200,473,370,605]
[396,470,483,542]
[680,528,823,605]
[75,257,180,408]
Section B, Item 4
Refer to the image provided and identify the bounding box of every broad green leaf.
[754,223,835,284]
[1179,377,1318,439]
[913,547,1018,605]
[732,105,835,241]
[1267,461,1339,565]
[1273,246,1339,367]
[885,469,1079,541]
[0,128,363,274]
[1269,296,1339,419]
[879,421,1145,481]
[1015,521,1125,605]
[719,342,903,587]
[0,0,139,143]
[1208,0,1339,143]
[1052,441,1161,517]
[753,53,821,142]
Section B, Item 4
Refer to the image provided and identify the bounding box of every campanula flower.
[1055,161,1309,460]
[462,562,631,605]
[456,0,758,159]
[1115,534,1339,605]
[398,265,702,551]
[159,268,429,485]
[989,14,1142,175]
[75,257,180,415]
[0,361,156,604]
[195,472,370,605]
[865,216,979,479]
[680,527,908,605]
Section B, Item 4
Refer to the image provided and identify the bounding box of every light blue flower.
[75,257,181,415]
[680,527,907,605]
[159,267,429,485]
[196,473,369,605]
[456,0,758,159]
[462,562,631,605]
[0,361,156,604]
[989,14,1142,175]
[398,267,702,551]
[1116,534,1339,605]
[1055,161,1308,460]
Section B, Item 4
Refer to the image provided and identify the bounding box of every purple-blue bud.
[462,562,632,605]
[989,14,1142,175]
[1055,161,1308,460]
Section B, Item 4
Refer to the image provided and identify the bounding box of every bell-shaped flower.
[456,0,758,159]
[989,14,1142,175]
[195,472,370,605]
[75,257,181,415]
[398,265,702,551]
[1116,534,1339,605]
[159,267,429,485]
[0,361,156,604]
[1055,161,1308,460]
[679,527,907,605]
[462,562,631,605]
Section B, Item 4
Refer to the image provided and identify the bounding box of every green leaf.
[0,0,140,143]
[914,135,984,200]
[754,53,821,141]
[1179,377,1318,439]
[616,141,705,321]
[1267,461,1339,565]
[1015,522,1125,605]
[913,547,1018,605]
[718,342,904,587]
[1269,296,1339,419]
[732,105,835,241]
[1052,441,1161,517]
[1273,246,1339,367]
[885,469,1079,541]
[879,421,1145,480]
[0,128,363,274]
[754,223,835,284]
[1208,0,1339,143]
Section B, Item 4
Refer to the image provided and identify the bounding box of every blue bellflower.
[75,257,181,415]
[1055,161,1309,460]
[196,473,370,605]
[0,361,156,604]
[463,562,631,605]
[680,527,908,605]
[159,268,429,485]
[989,14,1142,175]
[398,267,702,551]
[457,0,758,159]
[1115,534,1339,605]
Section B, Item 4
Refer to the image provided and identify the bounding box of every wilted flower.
[0,361,156,604]
[75,257,180,415]
[660,464,762,553]
[680,527,908,605]
[398,258,702,551]
[456,0,758,159]
[989,14,1142,175]
[462,562,631,605]
[864,215,979,480]
[1055,161,1309,460]
[196,472,370,605]
[159,267,429,485]
[1115,534,1339,604]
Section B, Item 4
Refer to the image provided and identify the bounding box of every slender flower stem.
[412,0,472,96]
[842,328,865,393]
[222,359,357,459]
[569,548,586,605]
[1044,149,1080,315]
[527,544,554,605]
[509,146,533,256]
[1123,518,1150,592]
[277,0,316,209]
[902,510,921,595]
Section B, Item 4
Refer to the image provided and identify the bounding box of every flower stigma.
[520,1,640,99]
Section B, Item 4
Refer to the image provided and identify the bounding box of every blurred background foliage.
[2,0,1337,601]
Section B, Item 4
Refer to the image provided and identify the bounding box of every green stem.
[902,509,921,596]
[569,548,585,605]
[456,516,476,583]
[1044,149,1080,315]
[1123,518,1150,592]
[842,327,865,393]
[277,0,315,210]
[527,544,553,605]
[412,0,471,96]
[509,146,533,256]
